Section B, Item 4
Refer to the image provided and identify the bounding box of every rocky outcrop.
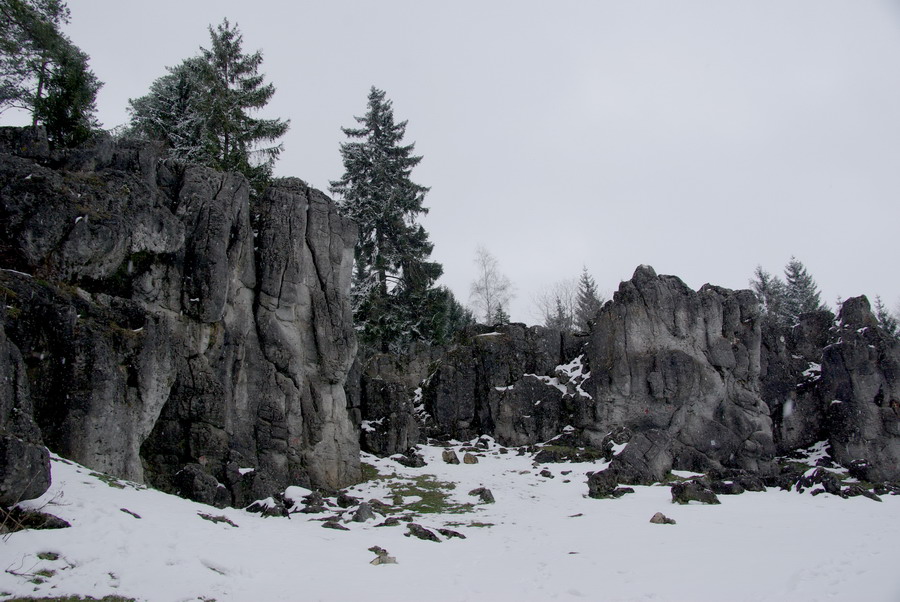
[423,323,585,445]
[0,128,359,504]
[0,306,50,506]
[759,310,835,452]
[819,296,900,482]
[582,265,776,481]
[347,344,443,457]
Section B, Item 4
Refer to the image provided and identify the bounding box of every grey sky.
[9,1,900,322]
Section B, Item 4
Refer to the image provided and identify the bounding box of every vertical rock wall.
[820,296,900,482]
[0,129,359,505]
[583,265,775,479]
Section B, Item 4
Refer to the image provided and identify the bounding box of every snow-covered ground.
[2,441,899,602]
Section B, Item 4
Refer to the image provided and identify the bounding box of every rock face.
[347,345,443,457]
[424,323,584,445]
[582,265,776,481]
[0,307,50,506]
[759,310,835,452]
[819,296,900,482]
[0,128,359,504]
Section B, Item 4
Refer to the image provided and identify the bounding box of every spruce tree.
[129,19,288,193]
[127,59,206,163]
[575,267,603,331]
[546,296,574,332]
[492,304,511,326]
[330,86,443,352]
[750,265,788,326]
[874,296,899,338]
[783,257,825,324]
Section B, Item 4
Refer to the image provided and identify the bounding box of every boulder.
[442,450,460,465]
[405,522,440,542]
[649,512,676,525]
[671,480,721,505]
[394,450,426,468]
[368,546,398,565]
[468,487,495,503]
[710,480,745,495]
[437,527,466,539]
[586,469,635,499]
[351,502,376,522]
[173,464,230,508]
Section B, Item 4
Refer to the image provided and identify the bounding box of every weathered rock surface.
[0,307,50,506]
[819,296,900,482]
[759,311,835,452]
[348,346,441,457]
[424,323,587,445]
[583,265,776,479]
[406,522,440,542]
[0,128,360,504]
[671,480,720,505]
[649,512,676,525]
[468,486,495,503]
[586,469,634,499]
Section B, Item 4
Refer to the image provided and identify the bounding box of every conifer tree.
[127,58,206,163]
[783,257,825,324]
[750,265,788,325]
[575,266,603,331]
[492,304,511,326]
[129,19,288,192]
[546,296,574,332]
[1,0,69,112]
[33,42,100,146]
[1,0,101,146]
[874,296,899,338]
[330,86,443,351]
[751,259,826,327]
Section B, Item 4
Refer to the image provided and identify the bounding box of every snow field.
[1,442,898,602]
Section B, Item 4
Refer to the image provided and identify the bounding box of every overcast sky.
[7,1,900,323]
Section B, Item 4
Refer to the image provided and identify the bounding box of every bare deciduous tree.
[469,245,514,324]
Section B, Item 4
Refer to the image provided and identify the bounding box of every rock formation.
[820,296,900,482]
[581,265,776,480]
[759,310,835,452]
[0,306,50,507]
[3,127,898,509]
[423,323,584,445]
[0,127,359,506]
[346,344,444,457]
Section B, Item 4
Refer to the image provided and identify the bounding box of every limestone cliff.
[0,127,359,506]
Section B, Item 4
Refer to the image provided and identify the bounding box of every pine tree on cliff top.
[128,19,288,193]
[783,257,826,324]
[575,266,603,332]
[330,87,443,352]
